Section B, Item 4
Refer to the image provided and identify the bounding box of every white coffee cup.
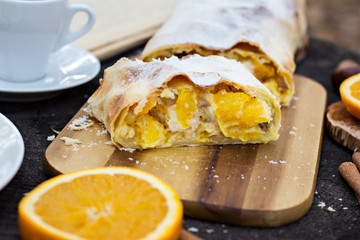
[0,0,95,82]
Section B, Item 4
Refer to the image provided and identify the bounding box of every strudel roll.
[88,55,281,150]
[141,0,308,105]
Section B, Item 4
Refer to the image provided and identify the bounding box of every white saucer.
[0,45,100,102]
[0,113,25,191]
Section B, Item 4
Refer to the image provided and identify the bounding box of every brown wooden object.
[326,101,360,151]
[339,162,360,203]
[44,75,326,227]
[69,0,177,60]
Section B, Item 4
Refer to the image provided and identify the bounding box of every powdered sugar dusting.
[143,0,305,75]
[122,55,268,90]
[118,147,136,153]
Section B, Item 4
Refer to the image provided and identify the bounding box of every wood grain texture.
[326,101,360,151]
[179,230,203,240]
[44,75,327,227]
[69,0,177,60]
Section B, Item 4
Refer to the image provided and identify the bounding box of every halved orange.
[340,73,360,120]
[18,167,183,240]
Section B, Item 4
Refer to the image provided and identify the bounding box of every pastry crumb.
[60,136,81,145]
[327,206,336,212]
[69,116,94,131]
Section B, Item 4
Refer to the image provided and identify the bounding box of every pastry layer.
[88,55,281,150]
[141,0,307,105]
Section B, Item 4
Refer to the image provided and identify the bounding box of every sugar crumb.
[47,135,55,141]
[188,227,199,233]
[118,147,136,153]
[318,202,326,208]
[96,129,108,136]
[206,229,214,234]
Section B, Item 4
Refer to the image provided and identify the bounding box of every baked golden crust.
[141,0,307,105]
[88,55,281,150]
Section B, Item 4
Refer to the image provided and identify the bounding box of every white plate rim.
[0,113,25,191]
[0,45,100,94]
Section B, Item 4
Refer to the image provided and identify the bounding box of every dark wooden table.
[1,39,360,240]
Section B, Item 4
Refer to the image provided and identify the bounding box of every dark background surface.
[1,39,360,239]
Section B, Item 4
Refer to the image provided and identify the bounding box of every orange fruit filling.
[211,90,270,140]
[175,88,196,129]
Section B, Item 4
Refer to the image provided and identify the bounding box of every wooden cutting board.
[69,0,177,60]
[44,75,327,227]
[326,101,360,151]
